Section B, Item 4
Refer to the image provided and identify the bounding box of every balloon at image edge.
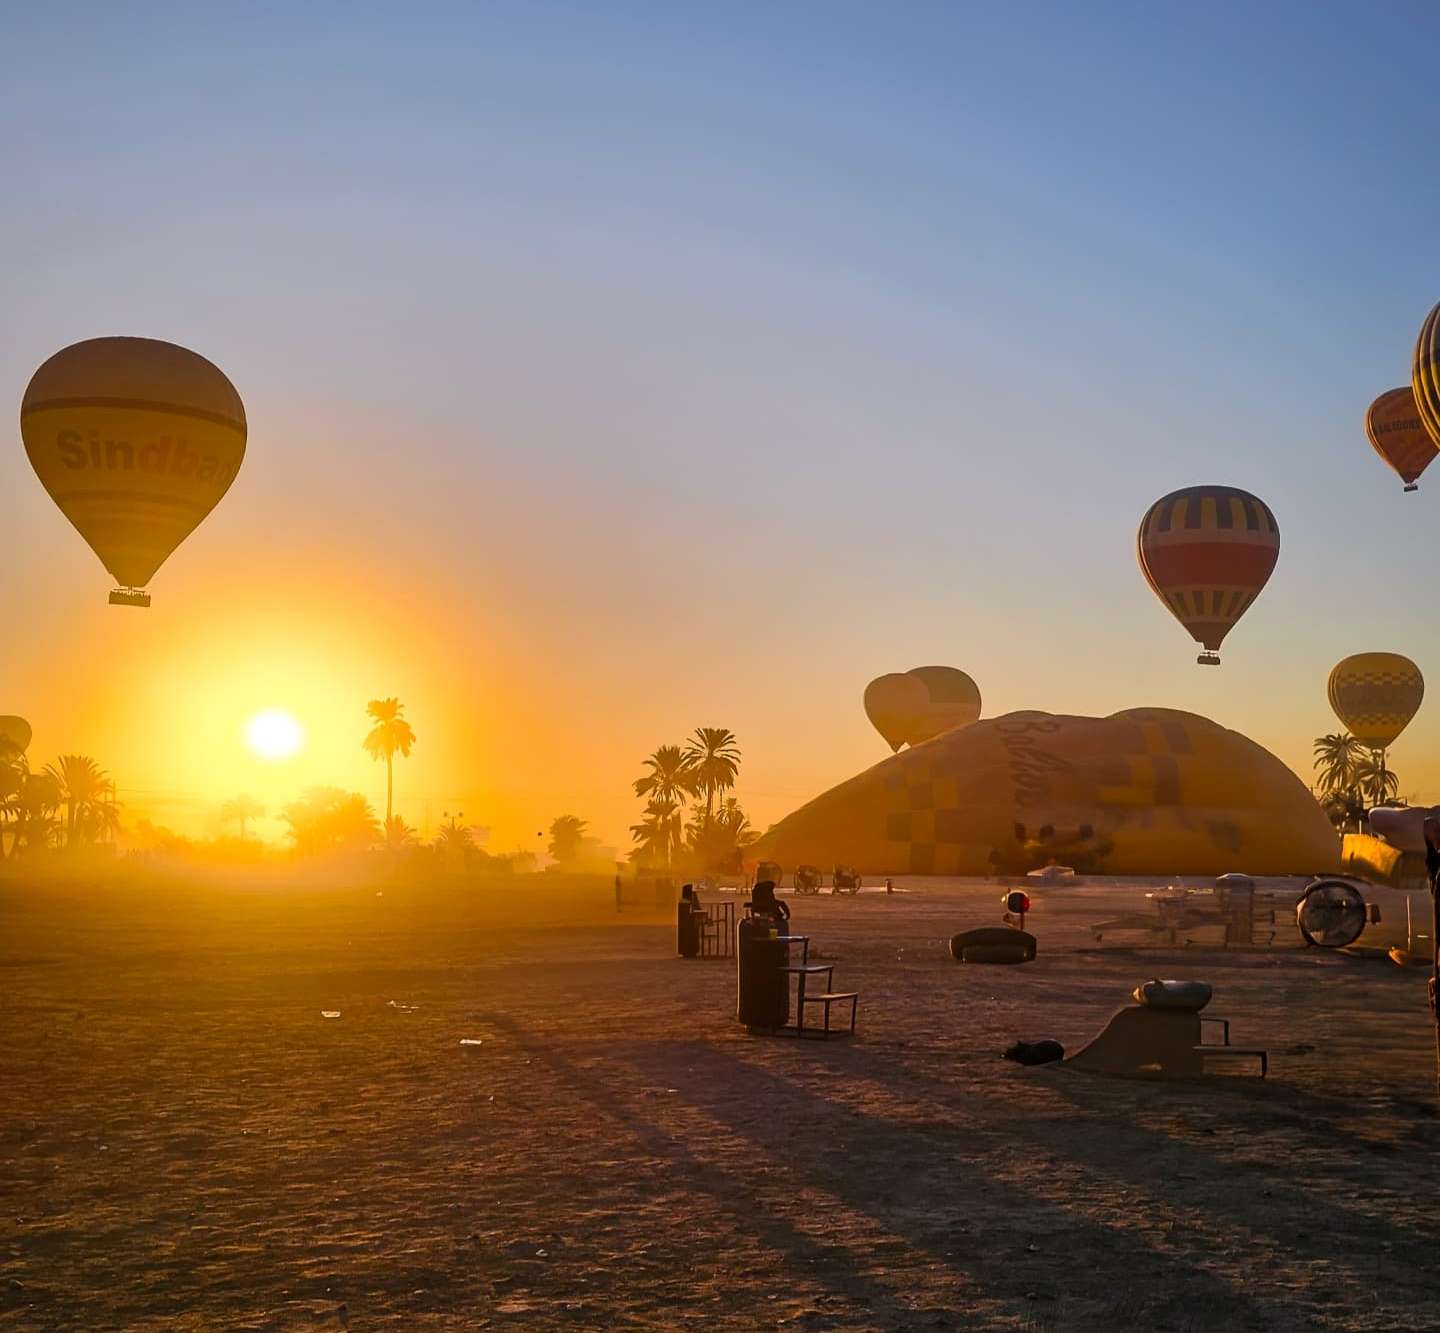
[1365,385,1437,492]
[863,667,982,751]
[1137,485,1279,665]
[1411,300,1440,456]
[20,337,247,605]
[0,717,31,757]
[1326,652,1424,751]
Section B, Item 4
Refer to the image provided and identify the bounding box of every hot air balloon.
[864,673,928,751]
[1366,386,1437,492]
[1137,485,1279,665]
[0,717,31,758]
[1327,652,1423,750]
[906,665,982,744]
[1413,302,1440,450]
[21,337,247,607]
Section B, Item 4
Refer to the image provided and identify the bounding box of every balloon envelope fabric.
[753,708,1339,876]
[1138,485,1278,659]
[1327,652,1424,750]
[21,337,246,594]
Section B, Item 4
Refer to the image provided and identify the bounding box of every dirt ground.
[2,872,1438,1331]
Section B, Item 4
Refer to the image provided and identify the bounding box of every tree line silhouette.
[1312,732,1403,834]
[1,704,756,876]
[628,727,756,872]
[0,750,121,859]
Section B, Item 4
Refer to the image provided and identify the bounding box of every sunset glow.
[245,710,304,761]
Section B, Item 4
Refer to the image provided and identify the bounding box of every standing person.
[749,879,790,934]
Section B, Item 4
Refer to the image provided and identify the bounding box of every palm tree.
[630,798,683,868]
[633,745,698,809]
[44,755,110,848]
[363,698,416,838]
[548,815,588,865]
[385,815,419,848]
[15,771,60,853]
[221,795,265,840]
[687,794,756,872]
[282,787,381,855]
[79,797,123,845]
[1313,733,1366,795]
[433,812,473,862]
[1354,754,1400,807]
[0,755,24,860]
[681,728,740,825]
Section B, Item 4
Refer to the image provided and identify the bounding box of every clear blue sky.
[4,2,1440,841]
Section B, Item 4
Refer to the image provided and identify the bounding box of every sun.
[246,709,305,761]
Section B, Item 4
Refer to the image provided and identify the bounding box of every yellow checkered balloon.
[1327,652,1424,749]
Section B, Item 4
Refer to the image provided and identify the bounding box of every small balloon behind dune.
[906,665,982,744]
[864,667,982,750]
[864,673,929,751]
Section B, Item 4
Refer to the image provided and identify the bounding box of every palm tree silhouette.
[44,755,111,848]
[15,771,60,853]
[548,815,588,864]
[385,815,419,848]
[629,798,682,868]
[363,698,416,839]
[681,728,740,824]
[1313,733,1366,794]
[633,745,697,809]
[282,787,381,855]
[221,795,265,840]
[1354,754,1400,807]
[0,746,29,861]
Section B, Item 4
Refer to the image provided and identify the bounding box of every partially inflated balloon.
[1365,386,1436,491]
[1327,652,1423,749]
[864,673,928,751]
[1137,485,1279,665]
[906,665,982,744]
[21,338,246,606]
[1412,302,1440,450]
[0,717,31,757]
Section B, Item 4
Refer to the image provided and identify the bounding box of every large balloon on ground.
[752,708,1339,876]
[1365,386,1437,492]
[1412,302,1440,450]
[1327,652,1424,749]
[864,673,929,751]
[0,717,31,757]
[21,338,247,606]
[1138,486,1279,665]
[905,666,982,744]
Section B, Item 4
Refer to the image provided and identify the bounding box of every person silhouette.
[749,879,790,933]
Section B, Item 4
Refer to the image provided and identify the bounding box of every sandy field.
[2,871,1438,1332]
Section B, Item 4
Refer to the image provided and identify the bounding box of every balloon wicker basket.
[1405,483,1419,492]
[1196,651,1220,666]
[108,587,151,608]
